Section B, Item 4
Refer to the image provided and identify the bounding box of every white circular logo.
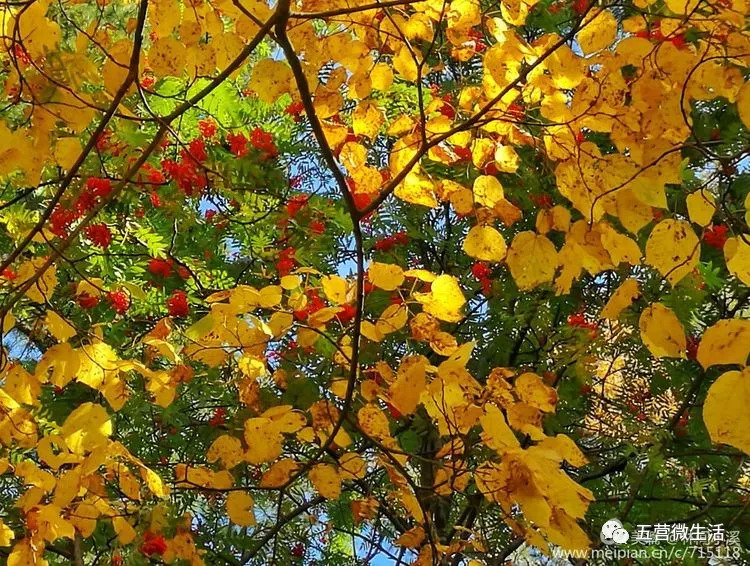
[600,519,630,545]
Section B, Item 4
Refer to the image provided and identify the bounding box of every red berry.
[336,304,357,324]
[286,194,309,218]
[285,101,305,117]
[108,290,130,314]
[704,224,728,250]
[386,402,402,419]
[77,292,99,310]
[471,262,492,280]
[250,127,278,159]
[86,177,112,198]
[573,0,589,15]
[148,258,173,278]
[185,138,207,163]
[209,407,227,427]
[198,119,217,138]
[84,223,112,249]
[227,132,248,157]
[140,532,167,557]
[353,192,373,212]
[291,543,304,558]
[453,146,471,161]
[166,290,189,317]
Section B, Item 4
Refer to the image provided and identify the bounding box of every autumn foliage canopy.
[0,0,749,563]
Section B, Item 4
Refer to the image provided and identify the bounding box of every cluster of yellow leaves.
[701,320,750,454]
[0,0,747,560]
[0,393,169,561]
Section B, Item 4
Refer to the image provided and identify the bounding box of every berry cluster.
[166,289,189,317]
[471,262,493,295]
[84,223,112,249]
[276,247,297,276]
[139,532,167,557]
[374,231,409,252]
[704,224,728,249]
[51,177,114,238]
[293,289,325,321]
[567,312,599,338]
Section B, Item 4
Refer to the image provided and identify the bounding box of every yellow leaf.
[415,274,466,322]
[389,356,427,416]
[309,464,341,499]
[268,312,294,338]
[371,63,394,91]
[142,336,180,363]
[494,144,520,173]
[141,466,169,498]
[243,418,283,464]
[462,225,507,262]
[368,262,404,291]
[259,285,282,308]
[537,434,588,467]
[697,319,750,369]
[376,304,408,335]
[113,515,136,544]
[665,0,699,14]
[352,101,384,139]
[515,372,557,413]
[321,275,348,305]
[2,363,41,406]
[15,460,55,493]
[207,435,244,469]
[506,232,558,290]
[394,173,439,208]
[577,9,617,54]
[261,458,300,488]
[473,175,504,208]
[645,219,699,285]
[546,508,591,552]
[149,37,187,77]
[226,491,255,526]
[339,452,367,481]
[358,404,391,440]
[61,403,112,454]
[17,260,57,303]
[53,138,82,170]
[8,538,47,566]
[150,0,180,38]
[69,503,98,537]
[599,223,641,265]
[738,82,750,132]
[361,320,384,342]
[480,403,519,453]
[686,189,716,227]
[248,59,292,104]
[506,402,544,440]
[393,46,419,81]
[280,275,301,290]
[0,519,14,546]
[600,278,639,320]
[703,368,750,454]
[395,526,426,548]
[639,303,686,359]
[725,236,750,286]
